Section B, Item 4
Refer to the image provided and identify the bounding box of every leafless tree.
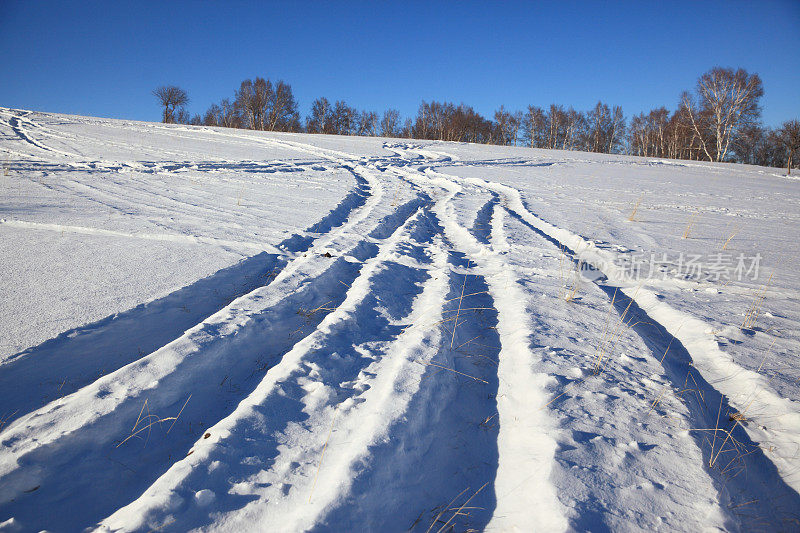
[412,101,492,143]
[267,80,298,131]
[522,105,546,148]
[219,98,239,128]
[401,118,413,139]
[332,101,357,135]
[732,124,766,165]
[175,107,190,125]
[628,107,668,157]
[153,86,189,124]
[307,97,333,134]
[562,108,584,150]
[357,111,379,136]
[546,105,564,149]
[682,67,764,162]
[779,120,800,175]
[253,78,272,130]
[203,98,240,128]
[607,105,625,153]
[494,106,512,145]
[380,109,401,137]
[235,80,257,129]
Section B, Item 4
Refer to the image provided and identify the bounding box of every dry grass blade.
[540,379,583,410]
[757,338,778,373]
[167,394,192,433]
[442,307,495,314]
[742,273,773,330]
[309,405,340,504]
[116,394,191,448]
[722,225,741,250]
[628,194,643,222]
[436,482,490,532]
[0,409,19,432]
[419,361,488,384]
[557,244,583,303]
[450,261,470,348]
[593,285,641,373]
[425,487,470,533]
[682,213,700,239]
[647,384,669,415]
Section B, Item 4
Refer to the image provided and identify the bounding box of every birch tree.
[682,68,763,162]
[380,109,401,137]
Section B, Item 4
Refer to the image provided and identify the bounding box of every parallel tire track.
[0,153,424,530]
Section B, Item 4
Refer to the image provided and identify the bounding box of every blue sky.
[1,1,798,127]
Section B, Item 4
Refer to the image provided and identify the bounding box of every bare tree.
[357,111,379,136]
[607,105,625,153]
[175,107,190,125]
[307,97,333,134]
[267,80,298,131]
[153,86,188,124]
[779,120,800,175]
[522,105,546,148]
[219,98,239,128]
[332,101,357,135]
[732,124,766,165]
[253,78,272,130]
[494,106,522,146]
[235,80,257,129]
[682,67,764,162]
[401,118,413,138]
[563,108,584,150]
[380,109,401,137]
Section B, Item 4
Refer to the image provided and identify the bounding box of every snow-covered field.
[1,107,799,532]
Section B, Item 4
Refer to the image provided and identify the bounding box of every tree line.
[153,67,799,174]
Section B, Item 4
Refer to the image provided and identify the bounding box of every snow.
[1,107,799,532]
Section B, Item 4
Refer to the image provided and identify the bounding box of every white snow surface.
[1,107,799,532]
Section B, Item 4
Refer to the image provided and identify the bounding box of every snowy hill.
[1,107,799,532]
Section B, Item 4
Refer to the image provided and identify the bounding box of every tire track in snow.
[406,145,800,482]
[0,111,84,160]
[399,146,800,526]
[492,208,735,531]
[310,200,505,532]
[393,164,568,530]
[99,205,447,532]
[0,165,423,531]
[459,173,800,496]
[0,109,209,163]
[0,163,375,427]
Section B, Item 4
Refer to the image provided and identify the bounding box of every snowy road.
[1,109,799,532]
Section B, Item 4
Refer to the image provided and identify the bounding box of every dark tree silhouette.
[779,120,800,175]
[153,86,189,124]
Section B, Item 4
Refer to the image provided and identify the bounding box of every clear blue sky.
[1,0,798,127]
